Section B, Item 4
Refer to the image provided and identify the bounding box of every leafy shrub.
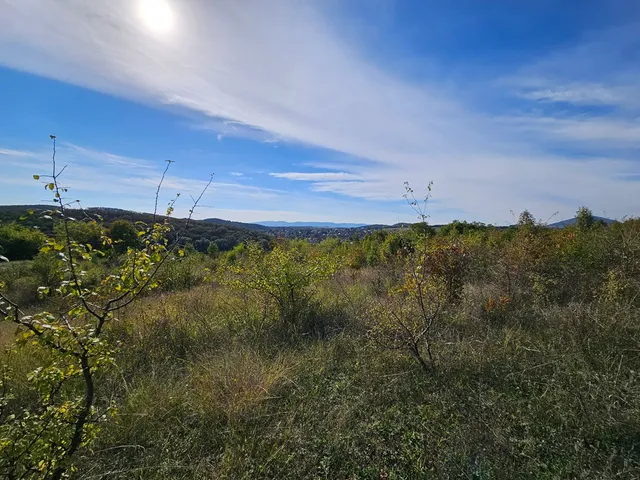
[54,219,104,250]
[207,241,219,256]
[0,222,47,261]
[156,254,210,292]
[108,219,140,252]
[0,261,41,306]
[30,251,62,294]
[223,242,246,264]
[4,275,41,306]
[219,242,337,335]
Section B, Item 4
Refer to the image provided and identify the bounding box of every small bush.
[156,254,211,291]
[0,222,46,260]
[219,242,337,336]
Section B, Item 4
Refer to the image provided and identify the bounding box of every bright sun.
[138,0,174,34]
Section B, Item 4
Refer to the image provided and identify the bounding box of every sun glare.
[138,0,174,35]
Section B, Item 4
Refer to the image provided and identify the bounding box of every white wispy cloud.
[270,172,362,181]
[0,148,33,157]
[501,22,640,150]
[0,1,638,222]
[506,22,640,103]
[62,143,159,170]
[518,84,634,107]
[193,119,282,144]
[1,141,284,217]
[501,117,640,145]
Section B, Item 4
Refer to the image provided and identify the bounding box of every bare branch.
[153,160,174,223]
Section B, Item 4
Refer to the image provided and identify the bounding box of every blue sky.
[0,0,639,225]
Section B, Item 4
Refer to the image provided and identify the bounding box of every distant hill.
[258,221,368,228]
[548,216,615,228]
[202,217,270,232]
[0,205,272,251]
[356,222,413,230]
[3,204,528,246]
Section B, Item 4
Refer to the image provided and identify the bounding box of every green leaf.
[33,174,40,180]
[48,183,55,191]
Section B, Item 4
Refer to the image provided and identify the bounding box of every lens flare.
[138,0,174,35]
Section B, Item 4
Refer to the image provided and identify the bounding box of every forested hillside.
[0,205,272,252]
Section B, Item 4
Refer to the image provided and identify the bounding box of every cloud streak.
[0,148,33,157]
[518,84,634,107]
[270,172,362,181]
[0,141,284,218]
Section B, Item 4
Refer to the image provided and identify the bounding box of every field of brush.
[2,219,640,479]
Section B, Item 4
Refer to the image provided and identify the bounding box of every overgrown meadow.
[1,159,639,478]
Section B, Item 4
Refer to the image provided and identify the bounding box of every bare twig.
[153,160,174,223]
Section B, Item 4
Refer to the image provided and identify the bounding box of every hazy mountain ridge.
[548,216,616,228]
[1,205,618,237]
[257,221,367,228]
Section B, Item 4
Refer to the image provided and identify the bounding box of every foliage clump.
[219,241,338,336]
[0,223,47,261]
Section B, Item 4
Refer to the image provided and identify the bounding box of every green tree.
[517,209,536,228]
[54,220,104,250]
[438,220,487,237]
[381,232,414,261]
[362,231,387,266]
[207,241,219,256]
[195,237,210,253]
[0,223,47,261]
[410,222,436,238]
[108,219,139,252]
[575,206,595,231]
[183,241,197,256]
